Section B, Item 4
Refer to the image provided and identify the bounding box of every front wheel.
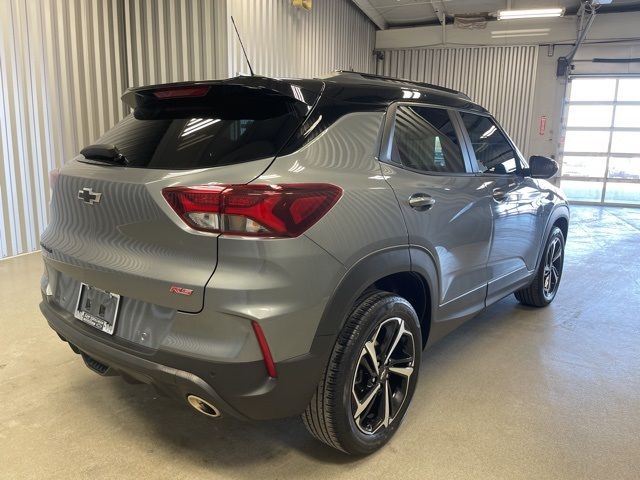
[515,226,565,307]
[302,290,421,455]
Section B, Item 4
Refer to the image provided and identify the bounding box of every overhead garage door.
[560,76,640,206]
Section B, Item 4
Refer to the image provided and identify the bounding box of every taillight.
[153,85,210,99]
[162,184,342,238]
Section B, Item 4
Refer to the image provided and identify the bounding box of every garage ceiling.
[355,0,640,28]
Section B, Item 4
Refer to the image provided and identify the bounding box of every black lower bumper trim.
[40,298,334,420]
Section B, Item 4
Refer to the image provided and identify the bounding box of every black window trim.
[377,101,476,177]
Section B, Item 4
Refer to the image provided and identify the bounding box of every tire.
[302,290,421,455]
[514,226,565,307]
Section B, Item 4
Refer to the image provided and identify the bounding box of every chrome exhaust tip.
[186,394,221,418]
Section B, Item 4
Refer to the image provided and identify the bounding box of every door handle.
[492,188,508,201]
[408,193,435,211]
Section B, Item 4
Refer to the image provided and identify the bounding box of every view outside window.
[460,113,520,174]
[560,77,640,205]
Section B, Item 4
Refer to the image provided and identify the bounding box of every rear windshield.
[95,98,308,169]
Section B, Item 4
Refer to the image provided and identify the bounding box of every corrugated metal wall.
[377,46,539,156]
[0,0,126,258]
[123,0,227,87]
[227,0,375,77]
[0,0,375,259]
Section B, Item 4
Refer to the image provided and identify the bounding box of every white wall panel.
[123,0,228,87]
[377,46,539,156]
[227,0,375,78]
[0,0,126,258]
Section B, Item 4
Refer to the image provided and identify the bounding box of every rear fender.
[312,246,438,349]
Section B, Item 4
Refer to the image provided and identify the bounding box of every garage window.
[560,77,640,205]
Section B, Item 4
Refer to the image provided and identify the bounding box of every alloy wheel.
[543,237,563,300]
[351,317,415,435]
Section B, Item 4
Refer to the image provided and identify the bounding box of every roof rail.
[333,70,470,99]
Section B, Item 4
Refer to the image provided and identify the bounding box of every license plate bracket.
[74,283,121,335]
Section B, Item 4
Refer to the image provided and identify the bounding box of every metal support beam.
[431,0,447,44]
[432,0,447,25]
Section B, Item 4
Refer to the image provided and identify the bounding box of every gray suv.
[39,72,569,455]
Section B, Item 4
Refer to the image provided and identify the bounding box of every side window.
[460,113,521,174]
[391,106,466,174]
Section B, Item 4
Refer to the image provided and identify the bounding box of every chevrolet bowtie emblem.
[78,187,102,205]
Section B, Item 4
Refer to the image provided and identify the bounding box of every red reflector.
[162,184,342,237]
[252,321,277,378]
[153,85,210,99]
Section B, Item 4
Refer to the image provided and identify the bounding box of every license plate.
[74,283,121,335]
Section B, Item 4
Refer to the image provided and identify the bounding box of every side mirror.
[528,155,558,179]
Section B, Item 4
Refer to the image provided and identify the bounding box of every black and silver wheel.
[352,317,415,435]
[515,226,565,307]
[542,235,563,301]
[303,290,421,455]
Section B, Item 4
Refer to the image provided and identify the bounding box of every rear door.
[381,103,493,323]
[458,112,547,305]
[41,80,319,312]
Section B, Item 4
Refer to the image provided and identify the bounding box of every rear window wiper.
[80,144,129,166]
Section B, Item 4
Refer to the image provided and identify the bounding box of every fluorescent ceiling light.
[491,32,551,38]
[480,126,497,139]
[497,8,564,20]
[491,28,551,38]
[181,118,220,137]
[491,28,550,35]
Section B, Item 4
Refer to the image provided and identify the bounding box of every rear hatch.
[41,77,322,312]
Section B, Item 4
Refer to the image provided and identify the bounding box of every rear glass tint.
[95,98,308,169]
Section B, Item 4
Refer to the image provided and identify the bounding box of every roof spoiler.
[121,76,323,119]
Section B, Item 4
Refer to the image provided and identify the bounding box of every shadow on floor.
[74,294,536,472]
[93,373,359,468]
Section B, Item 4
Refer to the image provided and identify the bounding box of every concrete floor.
[1,205,639,480]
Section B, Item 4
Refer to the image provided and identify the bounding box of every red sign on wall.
[539,115,547,136]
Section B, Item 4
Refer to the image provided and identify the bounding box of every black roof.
[317,71,485,114]
[330,70,469,98]
[123,71,485,115]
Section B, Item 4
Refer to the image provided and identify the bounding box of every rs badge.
[169,286,194,296]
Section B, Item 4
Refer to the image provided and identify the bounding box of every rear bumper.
[40,298,334,420]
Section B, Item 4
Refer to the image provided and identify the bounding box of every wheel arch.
[554,215,569,241]
[371,271,431,347]
[313,246,437,349]
[535,204,570,271]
